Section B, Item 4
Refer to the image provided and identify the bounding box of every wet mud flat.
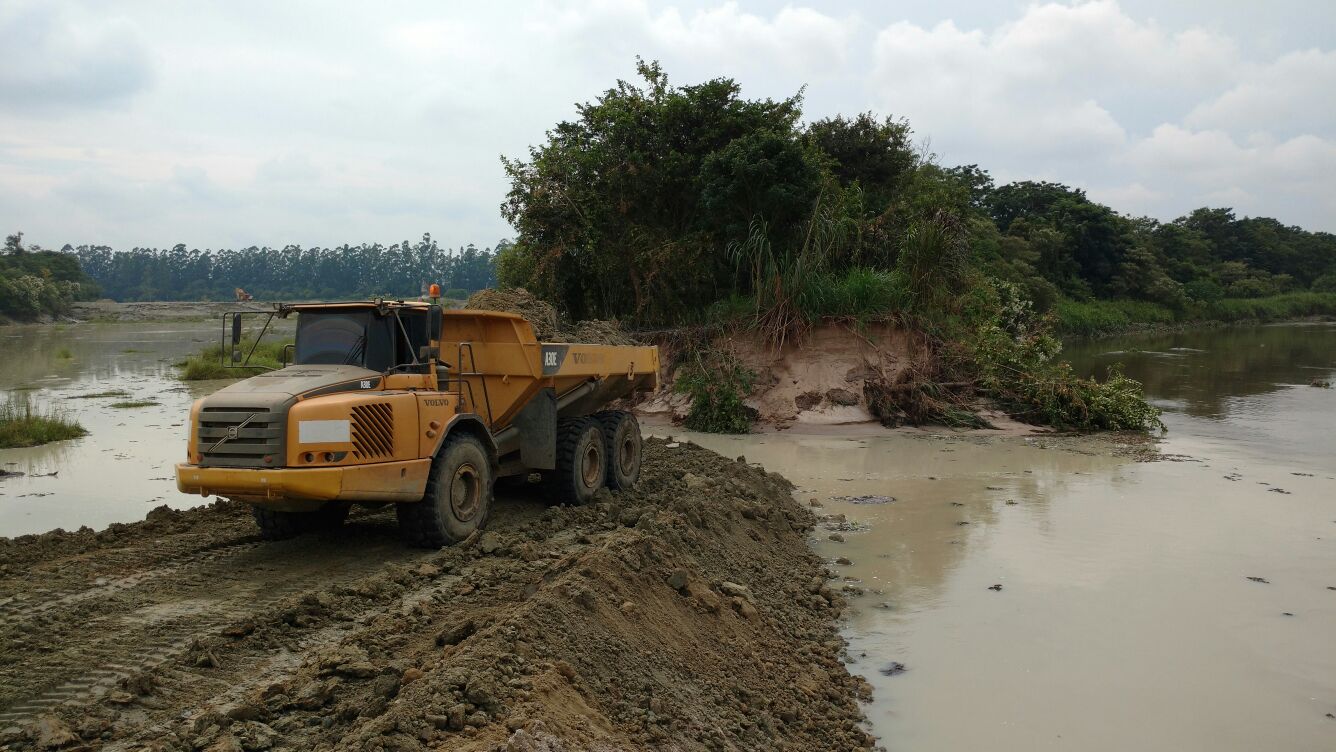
[0,439,872,751]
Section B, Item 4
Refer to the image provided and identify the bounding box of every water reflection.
[1064,323,1336,473]
[1063,322,1336,419]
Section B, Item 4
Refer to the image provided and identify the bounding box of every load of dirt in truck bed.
[0,439,872,751]
[465,288,635,346]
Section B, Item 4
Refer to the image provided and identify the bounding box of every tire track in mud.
[100,565,471,751]
[0,540,268,628]
[0,515,433,725]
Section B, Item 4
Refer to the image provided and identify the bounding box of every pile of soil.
[465,289,562,341]
[465,289,634,346]
[0,440,872,750]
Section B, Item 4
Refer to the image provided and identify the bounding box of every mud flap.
[511,388,557,470]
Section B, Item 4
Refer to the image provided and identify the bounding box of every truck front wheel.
[398,433,494,548]
[544,417,606,506]
[596,410,642,490]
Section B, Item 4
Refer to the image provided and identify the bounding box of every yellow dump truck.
[176,300,658,546]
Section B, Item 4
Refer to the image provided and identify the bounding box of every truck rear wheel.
[252,503,349,540]
[544,417,605,506]
[397,433,494,548]
[596,410,642,490]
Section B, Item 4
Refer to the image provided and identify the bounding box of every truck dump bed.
[439,309,658,430]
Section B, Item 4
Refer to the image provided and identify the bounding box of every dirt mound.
[465,289,562,341]
[464,288,634,346]
[0,440,872,750]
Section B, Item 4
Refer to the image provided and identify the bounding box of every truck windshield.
[295,312,372,366]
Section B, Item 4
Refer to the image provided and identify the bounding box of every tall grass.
[1201,292,1336,323]
[0,393,88,448]
[1053,299,1177,337]
[177,340,291,380]
[729,193,859,347]
[1055,292,1336,337]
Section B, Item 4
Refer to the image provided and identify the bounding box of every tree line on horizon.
[70,235,502,302]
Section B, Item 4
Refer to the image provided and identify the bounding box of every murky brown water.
[0,321,288,536]
[657,322,1336,751]
[5,320,1336,749]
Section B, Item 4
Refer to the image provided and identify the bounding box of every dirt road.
[0,440,871,750]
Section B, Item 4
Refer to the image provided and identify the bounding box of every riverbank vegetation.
[1055,292,1336,337]
[0,394,88,448]
[0,233,99,321]
[496,61,1267,431]
[177,340,290,380]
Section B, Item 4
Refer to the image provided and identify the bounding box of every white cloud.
[648,4,854,78]
[1,0,1335,250]
[869,0,1336,229]
[1185,49,1336,138]
[0,2,153,111]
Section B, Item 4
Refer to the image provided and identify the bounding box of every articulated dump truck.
[176,300,659,547]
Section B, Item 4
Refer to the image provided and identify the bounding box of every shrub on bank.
[0,394,88,448]
[674,349,755,434]
[177,340,290,380]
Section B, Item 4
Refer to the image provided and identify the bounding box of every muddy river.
[662,322,1336,751]
[3,320,1335,749]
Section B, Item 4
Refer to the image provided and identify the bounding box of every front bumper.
[176,460,430,508]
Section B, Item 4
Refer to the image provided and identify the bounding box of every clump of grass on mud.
[177,340,290,380]
[0,394,88,448]
[68,390,131,399]
[109,400,158,409]
[54,348,73,359]
[674,347,755,433]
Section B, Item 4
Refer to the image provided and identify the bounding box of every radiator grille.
[350,403,394,459]
[198,407,283,468]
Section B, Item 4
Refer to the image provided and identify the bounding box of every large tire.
[252,502,349,540]
[544,417,606,506]
[596,410,642,491]
[397,433,494,548]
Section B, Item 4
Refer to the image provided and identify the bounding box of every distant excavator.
[234,288,254,302]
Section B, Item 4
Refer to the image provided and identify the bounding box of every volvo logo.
[209,413,257,453]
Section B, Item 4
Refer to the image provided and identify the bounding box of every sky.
[2,0,1334,251]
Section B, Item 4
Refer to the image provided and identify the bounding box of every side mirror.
[429,304,442,336]
[230,315,243,362]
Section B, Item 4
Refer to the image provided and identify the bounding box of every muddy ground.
[0,440,872,751]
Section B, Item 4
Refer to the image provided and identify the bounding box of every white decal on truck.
[298,419,350,444]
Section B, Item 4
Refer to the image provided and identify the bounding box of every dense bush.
[0,233,99,319]
[674,348,755,434]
